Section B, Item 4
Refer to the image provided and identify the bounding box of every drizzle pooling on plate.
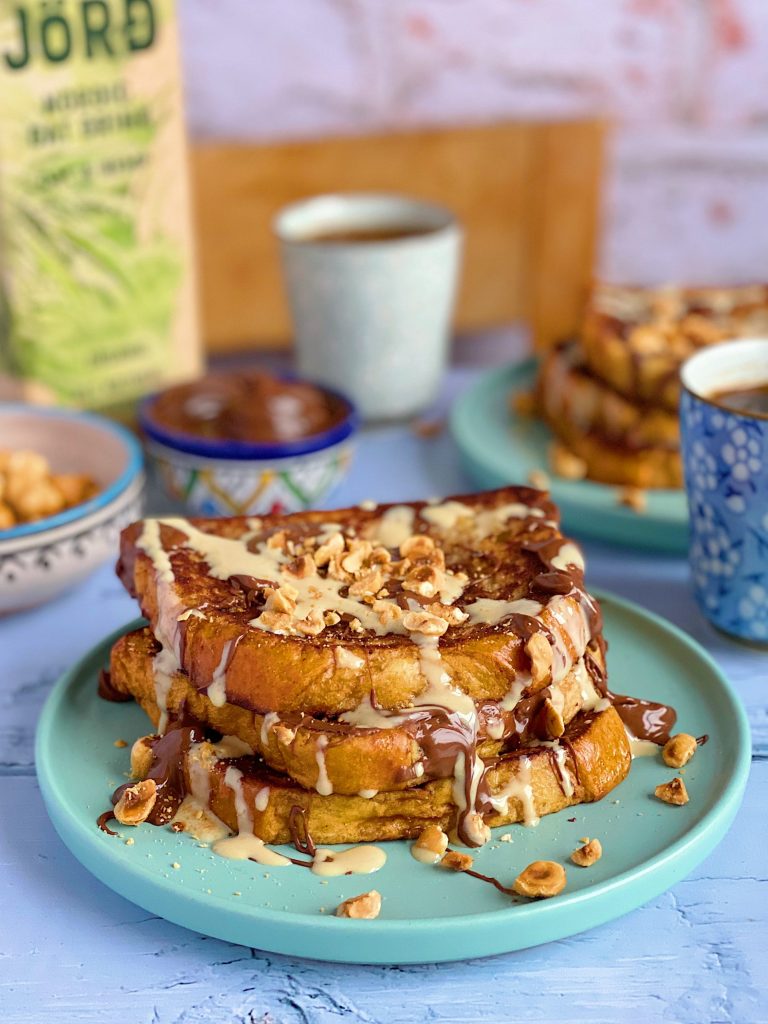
[98,716,387,877]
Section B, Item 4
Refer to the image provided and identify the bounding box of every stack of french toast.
[107,486,637,848]
[537,282,768,488]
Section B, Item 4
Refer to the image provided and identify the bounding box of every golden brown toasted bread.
[116,487,603,716]
[539,341,679,452]
[130,706,631,845]
[547,424,682,489]
[581,282,768,411]
[110,626,606,796]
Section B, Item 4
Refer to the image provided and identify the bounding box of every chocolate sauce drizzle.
[464,867,516,897]
[110,498,679,855]
[97,810,118,835]
[97,669,132,703]
[289,806,316,857]
[109,719,205,826]
[585,649,677,745]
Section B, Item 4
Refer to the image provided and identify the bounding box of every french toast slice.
[539,341,679,452]
[116,487,603,718]
[581,282,768,411]
[110,626,607,796]
[126,706,631,845]
[544,415,683,488]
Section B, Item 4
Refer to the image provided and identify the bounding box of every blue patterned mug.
[680,339,768,643]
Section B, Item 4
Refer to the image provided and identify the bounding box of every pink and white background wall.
[179,0,768,287]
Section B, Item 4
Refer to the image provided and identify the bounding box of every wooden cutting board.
[190,119,604,352]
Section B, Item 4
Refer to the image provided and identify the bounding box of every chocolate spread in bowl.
[147,371,347,445]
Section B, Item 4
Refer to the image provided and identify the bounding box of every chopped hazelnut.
[541,697,565,739]
[113,779,157,826]
[439,850,474,872]
[464,813,491,847]
[412,825,449,864]
[341,540,373,575]
[268,583,299,612]
[52,473,95,506]
[549,442,587,481]
[617,487,647,514]
[426,602,468,626]
[370,602,400,630]
[512,860,566,898]
[662,733,697,769]
[402,610,449,637]
[295,609,326,636]
[525,632,553,688]
[680,313,726,346]
[400,535,436,560]
[9,478,64,521]
[257,610,293,633]
[402,564,439,598]
[273,724,297,747]
[655,777,689,806]
[130,736,154,779]
[528,469,551,491]
[369,546,392,566]
[628,324,665,355]
[285,553,316,579]
[335,890,382,919]
[348,569,385,599]
[571,838,602,867]
[313,532,344,567]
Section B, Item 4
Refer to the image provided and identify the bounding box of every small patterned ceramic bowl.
[139,381,358,517]
[0,405,145,614]
[680,338,768,643]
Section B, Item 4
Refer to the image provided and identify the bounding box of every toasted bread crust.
[545,422,682,489]
[189,708,631,844]
[580,283,768,411]
[539,342,679,451]
[118,487,601,715]
[110,627,605,796]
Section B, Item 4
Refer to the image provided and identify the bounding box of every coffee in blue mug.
[680,339,768,643]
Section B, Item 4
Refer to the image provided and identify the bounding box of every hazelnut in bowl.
[139,371,358,516]
[0,405,144,614]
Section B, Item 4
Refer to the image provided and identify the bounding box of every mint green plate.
[36,592,749,964]
[451,360,689,552]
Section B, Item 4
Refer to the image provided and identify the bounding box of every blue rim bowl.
[0,404,144,543]
[138,377,359,462]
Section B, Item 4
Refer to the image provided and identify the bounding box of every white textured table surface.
[1,363,767,1024]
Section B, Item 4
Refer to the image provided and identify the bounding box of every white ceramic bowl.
[0,405,145,614]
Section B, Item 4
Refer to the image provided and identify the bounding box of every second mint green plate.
[451,360,689,552]
[36,592,749,964]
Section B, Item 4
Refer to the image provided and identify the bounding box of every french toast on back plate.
[535,281,768,489]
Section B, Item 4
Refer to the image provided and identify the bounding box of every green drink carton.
[0,0,201,410]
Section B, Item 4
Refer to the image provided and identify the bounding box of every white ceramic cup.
[275,193,462,420]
